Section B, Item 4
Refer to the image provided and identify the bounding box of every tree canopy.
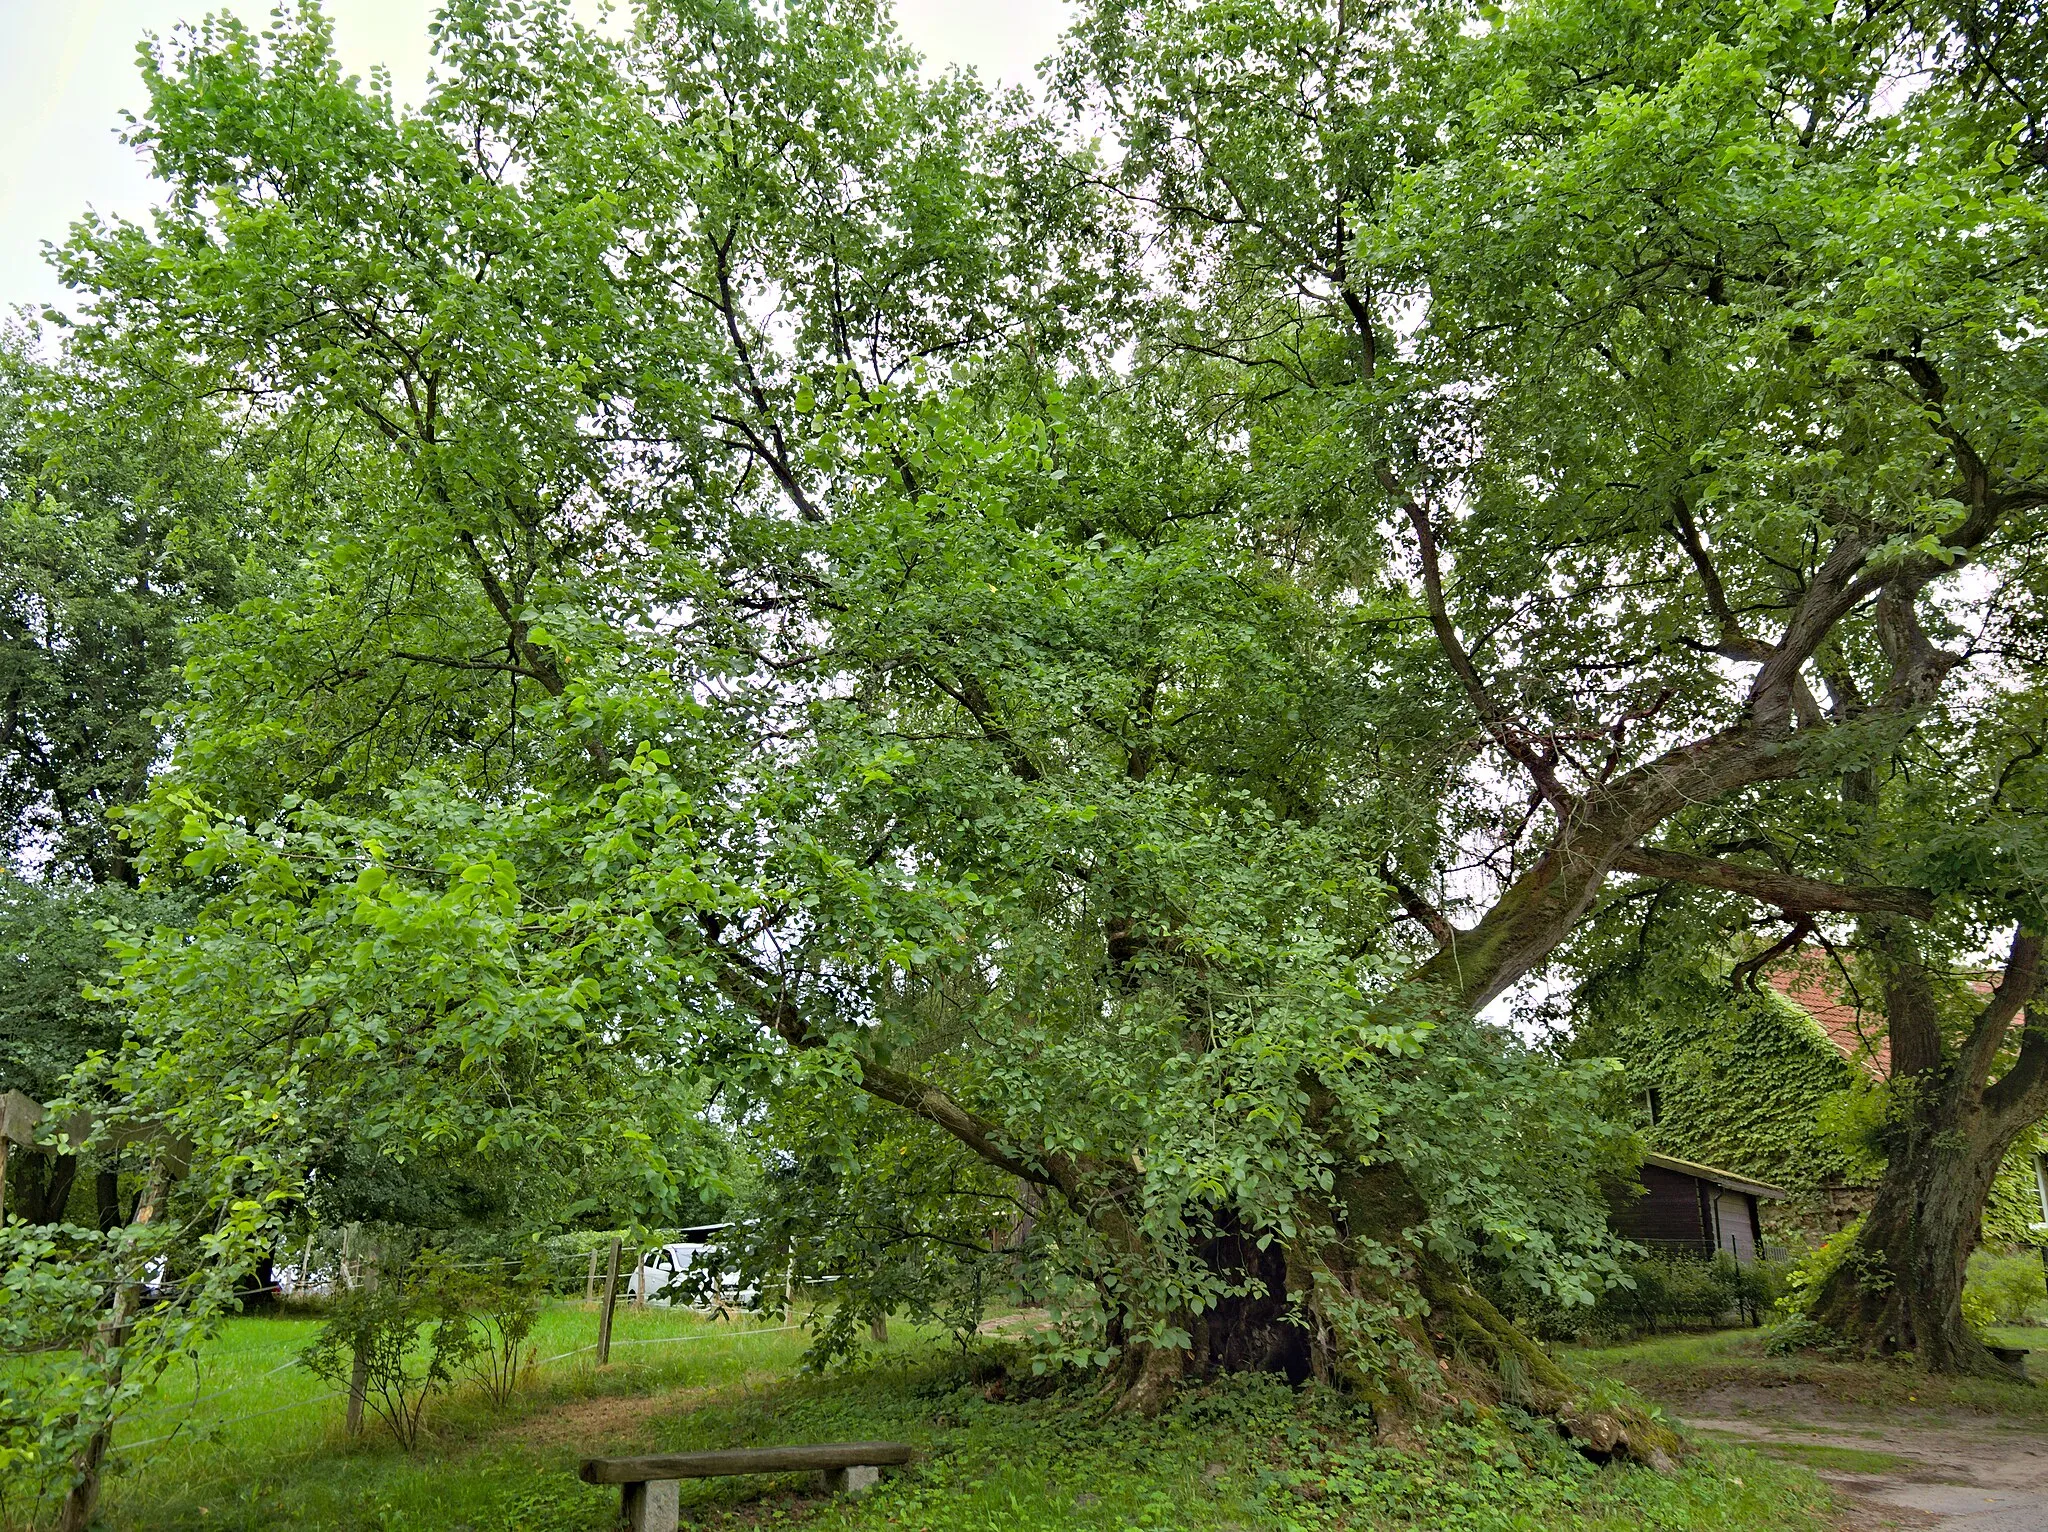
[6,0,2045,1476]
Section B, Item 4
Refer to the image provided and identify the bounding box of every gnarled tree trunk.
[1807,1090,2014,1373]
[1805,926,2043,1374]
[1093,1164,1677,1463]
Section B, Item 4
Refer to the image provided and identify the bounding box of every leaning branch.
[1974,932,2044,1127]
[1610,847,1936,920]
[1670,500,1769,661]
[392,650,550,684]
[1388,477,1574,812]
[1380,859,1458,949]
[702,942,1062,1191]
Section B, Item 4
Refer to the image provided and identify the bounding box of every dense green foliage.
[0,326,256,1248]
[1964,1250,2048,1329]
[1514,1253,1782,1343]
[0,878,127,1110]
[52,0,1640,1384]
[1983,1148,2048,1247]
[3,0,2047,1512]
[0,340,244,885]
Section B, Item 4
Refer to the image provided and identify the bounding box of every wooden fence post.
[345,1349,370,1437]
[586,1246,601,1302]
[0,1088,47,1224]
[345,1246,376,1437]
[596,1238,622,1366]
[54,1153,168,1532]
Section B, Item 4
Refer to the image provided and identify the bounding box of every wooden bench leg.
[620,1479,680,1532]
[822,1464,880,1497]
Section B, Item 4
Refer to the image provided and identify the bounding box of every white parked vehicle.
[627,1230,756,1310]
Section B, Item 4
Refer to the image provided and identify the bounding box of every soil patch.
[499,1372,780,1451]
[1664,1380,2048,1530]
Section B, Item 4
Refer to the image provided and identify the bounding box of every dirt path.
[1673,1383,2048,1530]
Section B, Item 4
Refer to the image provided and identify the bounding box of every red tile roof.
[1767,955,1891,1078]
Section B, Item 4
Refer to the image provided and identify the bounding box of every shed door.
[1711,1190,1757,1264]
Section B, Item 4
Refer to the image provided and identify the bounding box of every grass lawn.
[96,1300,813,1530]
[68,1305,1854,1532]
[1986,1324,2048,1363]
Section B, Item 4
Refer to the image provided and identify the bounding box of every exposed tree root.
[1096,1208,1683,1466]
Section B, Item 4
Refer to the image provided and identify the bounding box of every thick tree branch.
[1747,532,1875,732]
[1975,932,2045,1126]
[1731,918,1817,992]
[1381,859,1458,949]
[392,650,550,684]
[919,665,1043,783]
[453,529,567,697]
[1414,720,1811,1010]
[848,1056,1065,1191]
[1876,582,1964,711]
[1610,847,1936,920]
[708,229,823,524]
[1868,917,1946,1079]
[1670,500,1770,662]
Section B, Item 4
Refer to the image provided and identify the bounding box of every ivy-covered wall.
[1576,969,2048,1252]
[1577,973,1872,1192]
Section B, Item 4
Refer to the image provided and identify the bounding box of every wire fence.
[273,1232,738,1297]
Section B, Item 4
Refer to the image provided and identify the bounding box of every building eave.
[1642,1151,1788,1201]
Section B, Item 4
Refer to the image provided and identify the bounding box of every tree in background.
[0,334,250,1228]
[1549,623,2048,1372]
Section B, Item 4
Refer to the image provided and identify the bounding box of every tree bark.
[1804,928,2043,1373]
[1806,1095,2015,1374]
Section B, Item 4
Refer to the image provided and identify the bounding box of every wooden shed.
[1609,1152,1787,1264]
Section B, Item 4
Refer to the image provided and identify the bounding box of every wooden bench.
[579,1443,914,1531]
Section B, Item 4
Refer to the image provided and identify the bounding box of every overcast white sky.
[0,0,1072,318]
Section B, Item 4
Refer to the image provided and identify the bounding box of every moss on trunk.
[1099,1166,1681,1465]
[1806,1095,2019,1378]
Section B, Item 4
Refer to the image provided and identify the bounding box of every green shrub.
[1761,1314,1842,1355]
[1512,1252,1783,1340]
[1966,1250,2047,1328]
[1779,1217,1869,1317]
[301,1245,479,1450]
[433,1249,551,1407]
